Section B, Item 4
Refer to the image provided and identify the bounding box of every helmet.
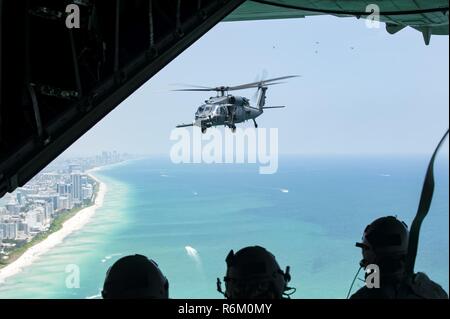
[223,246,290,299]
[102,254,169,299]
[356,216,409,269]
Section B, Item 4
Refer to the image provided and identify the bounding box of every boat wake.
[185,245,202,269]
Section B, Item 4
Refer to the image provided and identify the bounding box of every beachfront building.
[70,173,83,205]
[16,222,29,239]
[82,185,93,201]
[25,207,47,232]
[57,196,71,210]
[0,223,18,240]
[33,200,54,222]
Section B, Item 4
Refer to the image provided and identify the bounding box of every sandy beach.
[0,172,107,283]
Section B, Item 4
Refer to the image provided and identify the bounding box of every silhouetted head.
[223,246,291,299]
[102,254,169,299]
[356,216,409,278]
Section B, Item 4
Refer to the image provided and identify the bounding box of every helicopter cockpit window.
[197,105,205,113]
[213,105,222,114]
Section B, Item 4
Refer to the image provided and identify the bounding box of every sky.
[61,13,449,158]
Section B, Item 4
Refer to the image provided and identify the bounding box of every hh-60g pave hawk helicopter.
[175,75,299,133]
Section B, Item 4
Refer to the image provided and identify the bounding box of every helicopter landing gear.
[201,127,207,134]
[252,118,258,128]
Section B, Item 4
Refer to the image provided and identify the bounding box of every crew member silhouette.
[102,254,169,299]
[351,216,448,299]
[217,245,294,299]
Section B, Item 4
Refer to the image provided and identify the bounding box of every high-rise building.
[70,173,83,204]
[49,194,59,211]
[57,196,70,210]
[17,222,29,237]
[0,223,18,240]
[82,184,93,200]
[57,183,69,195]
[37,200,54,221]
[26,207,46,229]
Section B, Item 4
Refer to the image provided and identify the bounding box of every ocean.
[0,155,448,299]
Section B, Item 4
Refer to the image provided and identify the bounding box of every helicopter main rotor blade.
[172,88,217,92]
[227,75,300,91]
[172,75,299,92]
[171,83,214,89]
[228,81,288,91]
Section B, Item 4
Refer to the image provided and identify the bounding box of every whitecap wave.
[102,253,122,263]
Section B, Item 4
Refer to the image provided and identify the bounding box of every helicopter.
[175,75,299,133]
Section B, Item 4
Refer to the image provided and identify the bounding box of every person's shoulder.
[410,272,449,299]
[349,287,370,299]
[350,286,389,299]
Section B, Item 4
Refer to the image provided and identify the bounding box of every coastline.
[0,172,107,283]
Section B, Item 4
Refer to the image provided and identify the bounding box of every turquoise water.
[0,155,448,298]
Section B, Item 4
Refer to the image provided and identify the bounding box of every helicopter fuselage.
[194,95,263,131]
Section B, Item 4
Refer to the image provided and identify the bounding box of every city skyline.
[0,152,132,256]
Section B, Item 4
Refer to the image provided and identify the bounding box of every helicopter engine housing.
[228,96,246,106]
